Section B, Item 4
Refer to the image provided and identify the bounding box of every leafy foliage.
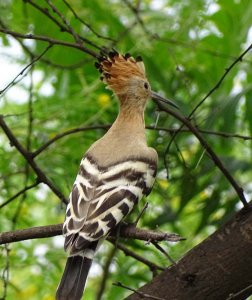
[0,0,252,299]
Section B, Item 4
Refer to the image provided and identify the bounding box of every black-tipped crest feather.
[135,55,143,62]
[124,53,131,60]
[94,50,147,93]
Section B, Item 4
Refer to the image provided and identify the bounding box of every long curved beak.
[151,91,179,110]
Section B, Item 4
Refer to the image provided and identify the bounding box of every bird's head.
[95,50,179,110]
[95,51,150,108]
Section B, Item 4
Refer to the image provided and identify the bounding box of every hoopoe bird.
[56,50,178,300]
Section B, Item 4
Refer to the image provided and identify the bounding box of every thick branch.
[126,205,252,300]
[0,223,183,245]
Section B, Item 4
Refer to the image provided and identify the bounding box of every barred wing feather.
[63,154,157,255]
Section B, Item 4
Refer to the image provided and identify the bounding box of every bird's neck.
[111,98,146,138]
[87,96,149,166]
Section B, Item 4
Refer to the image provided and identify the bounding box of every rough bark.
[126,205,252,300]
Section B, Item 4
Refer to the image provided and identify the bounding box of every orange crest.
[95,51,147,95]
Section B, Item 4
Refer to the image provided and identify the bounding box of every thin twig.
[46,0,82,44]
[173,138,188,169]
[122,2,252,63]
[134,202,149,226]
[96,246,117,300]
[163,42,252,166]
[123,0,151,36]
[0,27,98,58]
[24,0,102,51]
[153,100,249,208]
[32,124,110,157]
[108,239,165,274]
[151,241,176,265]
[109,20,138,48]
[0,116,68,204]
[190,43,252,117]
[113,281,166,300]
[0,20,90,69]
[189,128,252,141]
[62,0,115,42]
[226,284,252,300]
[0,245,10,300]
[0,44,52,97]
[0,180,40,209]
[33,57,90,69]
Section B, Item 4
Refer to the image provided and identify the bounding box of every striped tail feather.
[56,255,92,300]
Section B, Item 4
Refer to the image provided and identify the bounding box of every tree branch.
[31,124,252,159]
[45,0,82,45]
[62,0,115,42]
[0,44,52,96]
[32,125,110,157]
[153,101,249,208]
[127,205,252,300]
[95,245,117,300]
[162,42,252,179]
[0,223,184,245]
[114,281,165,300]
[0,19,94,70]
[23,0,103,51]
[151,241,176,266]
[0,115,68,204]
[0,180,40,209]
[0,27,98,58]
[226,284,252,300]
[108,240,165,274]
[190,42,252,117]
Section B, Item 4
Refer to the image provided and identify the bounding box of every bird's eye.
[144,82,149,89]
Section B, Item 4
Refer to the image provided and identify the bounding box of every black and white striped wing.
[63,155,157,255]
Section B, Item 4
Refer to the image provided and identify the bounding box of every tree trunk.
[126,205,252,300]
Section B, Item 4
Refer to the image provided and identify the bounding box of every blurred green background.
[0,0,252,299]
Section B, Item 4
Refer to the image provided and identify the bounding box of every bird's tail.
[56,255,92,300]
